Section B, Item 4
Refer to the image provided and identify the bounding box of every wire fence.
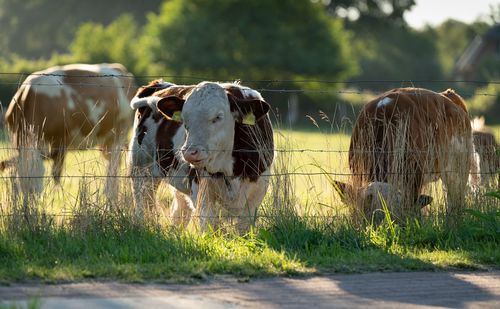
[1,71,500,84]
[0,148,498,180]
[0,73,498,192]
[0,72,499,97]
[0,146,497,154]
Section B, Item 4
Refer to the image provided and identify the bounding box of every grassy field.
[0,128,498,282]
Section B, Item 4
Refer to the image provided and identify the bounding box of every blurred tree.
[425,19,480,77]
[485,3,500,24]
[138,0,357,84]
[468,83,500,124]
[0,0,162,58]
[70,15,140,72]
[348,22,443,89]
[321,0,415,26]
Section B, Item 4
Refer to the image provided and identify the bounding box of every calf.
[471,117,499,190]
[129,81,274,231]
[334,88,479,220]
[2,63,136,196]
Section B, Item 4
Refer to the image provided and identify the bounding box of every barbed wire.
[0,146,498,154]
[0,80,496,97]
[0,71,499,85]
[0,170,497,180]
[0,72,498,97]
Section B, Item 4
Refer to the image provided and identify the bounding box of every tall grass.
[0,125,498,281]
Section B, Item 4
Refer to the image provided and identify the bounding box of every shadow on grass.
[0,212,498,307]
[0,217,303,282]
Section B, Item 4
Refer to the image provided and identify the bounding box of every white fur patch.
[28,74,64,98]
[240,87,264,100]
[471,116,485,132]
[377,97,393,108]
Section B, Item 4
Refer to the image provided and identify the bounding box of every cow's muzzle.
[182,145,207,166]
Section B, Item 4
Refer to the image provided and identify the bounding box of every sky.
[405,0,498,29]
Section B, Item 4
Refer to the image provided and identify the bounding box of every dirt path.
[1,271,499,308]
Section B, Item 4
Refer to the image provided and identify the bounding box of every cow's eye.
[211,115,223,124]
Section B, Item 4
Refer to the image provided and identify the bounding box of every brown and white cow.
[2,63,136,196]
[128,80,194,221]
[128,80,274,231]
[334,88,479,220]
[470,116,499,190]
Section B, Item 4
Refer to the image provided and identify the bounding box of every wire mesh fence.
[0,73,498,225]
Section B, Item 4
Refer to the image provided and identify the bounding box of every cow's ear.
[135,79,167,98]
[228,94,270,125]
[417,194,433,208]
[157,96,185,122]
[332,180,352,203]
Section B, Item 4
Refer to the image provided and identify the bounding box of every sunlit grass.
[0,127,498,282]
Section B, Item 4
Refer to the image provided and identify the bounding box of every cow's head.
[157,82,270,175]
[333,180,433,222]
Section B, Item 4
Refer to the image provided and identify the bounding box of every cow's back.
[349,88,472,192]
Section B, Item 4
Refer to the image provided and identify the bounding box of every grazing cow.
[470,116,499,190]
[334,88,479,220]
[129,80,274,231]
[2,63,136,196]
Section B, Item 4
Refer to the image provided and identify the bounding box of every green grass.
[0,210,497,282]
[0,128,498,282]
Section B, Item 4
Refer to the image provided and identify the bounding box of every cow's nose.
[188,149,198,156]
[182,146,204,164]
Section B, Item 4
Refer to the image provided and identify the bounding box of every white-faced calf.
[128,81,274,231]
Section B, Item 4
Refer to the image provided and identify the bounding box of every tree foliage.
[322,0,415,26]
[426,19,489,77]
[0,0,162,58]
[469,83,500,123]
[348,22,443,89]
[138,0,357,82]
[70,15,140,72]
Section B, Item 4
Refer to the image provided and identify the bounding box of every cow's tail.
[1,83,32,173]
[5,83,31,147]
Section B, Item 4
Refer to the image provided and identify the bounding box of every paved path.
[1,271,499,308]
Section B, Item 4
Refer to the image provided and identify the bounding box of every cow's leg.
[442,172,468,218]
[442,137,470,219]
[193,181,218,232]
[408,164,424,217]
[170,189,195,226]
[49,148,66,184]
[130,165,160,219]
[192,181,208,231]
[17,146,45,196]
[233,177,270,233]
[101,143,122,200]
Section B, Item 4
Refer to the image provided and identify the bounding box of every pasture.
[0,125,498,282]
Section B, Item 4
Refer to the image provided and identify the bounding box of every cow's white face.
[181,82,235,174]
[155,82,270,176]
